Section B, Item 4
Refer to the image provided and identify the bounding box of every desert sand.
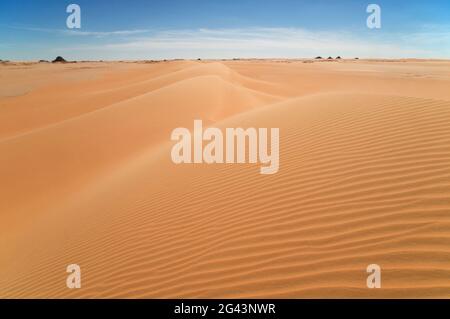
[1,59,450,298]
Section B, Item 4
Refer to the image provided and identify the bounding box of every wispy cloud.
[63,29,151,37]
[63,27,448,59]
[8,25,151,38]
[6,26,450,60]
[400,24,450,46]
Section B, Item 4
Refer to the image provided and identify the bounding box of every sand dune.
[0,60,450,298]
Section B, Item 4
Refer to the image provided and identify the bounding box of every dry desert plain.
[1,58,450,298]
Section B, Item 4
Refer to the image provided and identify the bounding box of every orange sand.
[1,59,450,298]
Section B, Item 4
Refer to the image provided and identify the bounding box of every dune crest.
[1,60,450,298]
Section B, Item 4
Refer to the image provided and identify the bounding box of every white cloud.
[63,29,150,37]
[70,27,445,59]
[9,25,150,38]
[9,25,450,60]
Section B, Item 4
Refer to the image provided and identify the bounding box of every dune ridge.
[0,60,450,298]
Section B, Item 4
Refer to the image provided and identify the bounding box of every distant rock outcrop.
[327,56,333,60]
[52,56,67,63]
[315,56,322,59]
[336,56,342,59]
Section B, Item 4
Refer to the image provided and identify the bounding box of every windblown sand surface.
[1,59,450,298]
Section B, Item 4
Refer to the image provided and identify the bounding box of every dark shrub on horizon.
[52,56,67,63]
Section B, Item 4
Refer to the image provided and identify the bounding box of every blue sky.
[1,0,449,60]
